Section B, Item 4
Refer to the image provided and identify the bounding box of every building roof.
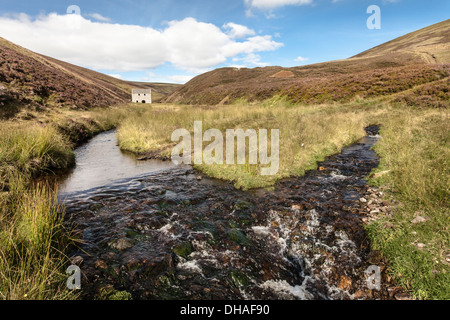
[132,88,152,94]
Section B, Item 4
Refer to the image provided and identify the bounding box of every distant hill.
[164,20,450,107]
[0,37,180,118]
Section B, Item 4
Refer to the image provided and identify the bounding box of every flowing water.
[58,130,179,199]
[59,126,396,300]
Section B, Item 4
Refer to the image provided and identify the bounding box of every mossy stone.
[173,242,194,258]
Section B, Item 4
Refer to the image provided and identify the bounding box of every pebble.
[353,290,367,299]
[337,275,352,291]
[383,222,394,229]
[410,216,427,224]
[95,259,108,269]
[70,256,84,266]
[395,292,413,300]
[110,238,134,251]
[416,243,426,250]
[61,130,404,300]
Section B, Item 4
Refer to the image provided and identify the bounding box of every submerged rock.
[173,242,194,258]
[109,238,134,251]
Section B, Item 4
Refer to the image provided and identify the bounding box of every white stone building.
[132,89,152,104]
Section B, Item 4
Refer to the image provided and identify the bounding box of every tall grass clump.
[366,108,450,299]
[0,176,74,300]
[0,122,74,188]
[0,121,76,300]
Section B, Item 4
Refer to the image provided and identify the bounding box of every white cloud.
[233,53,269,67]
[245,0,313,10]
[0,13,282,73]
[138,71,157,82]
[86,13,111,22]
[223,22,256,39]
[222,35,283,57]
[163,17,231,72]
[294,56,309,62]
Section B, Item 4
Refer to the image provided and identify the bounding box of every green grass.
[366,108,449,300]
[0,121,79,299]
[0,122,75,187]
[0,178,76,300]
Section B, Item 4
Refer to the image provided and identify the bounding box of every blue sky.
[0,0,448,83]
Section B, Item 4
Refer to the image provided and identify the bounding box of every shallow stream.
[59,126,397,300]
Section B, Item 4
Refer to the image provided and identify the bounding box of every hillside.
[354,19,450,63]
[0,37,180,118]
[164,20,450,107]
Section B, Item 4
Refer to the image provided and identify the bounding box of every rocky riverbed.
[62,126,410,300]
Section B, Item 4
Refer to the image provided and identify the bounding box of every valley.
[0,19,448,301]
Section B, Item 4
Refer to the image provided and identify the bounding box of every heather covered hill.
[0,37,129,111]
[0,37,181,118]
[164,20,450,107]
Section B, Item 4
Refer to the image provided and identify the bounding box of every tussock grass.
[366,108,449,300]
[113,101,373,189]
[0,178,74,300]
[0,121,78,300]
[0,122,74,187]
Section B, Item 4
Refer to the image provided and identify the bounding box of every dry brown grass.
[354,19,450,63]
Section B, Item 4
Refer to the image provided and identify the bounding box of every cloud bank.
[0,13,283,73]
